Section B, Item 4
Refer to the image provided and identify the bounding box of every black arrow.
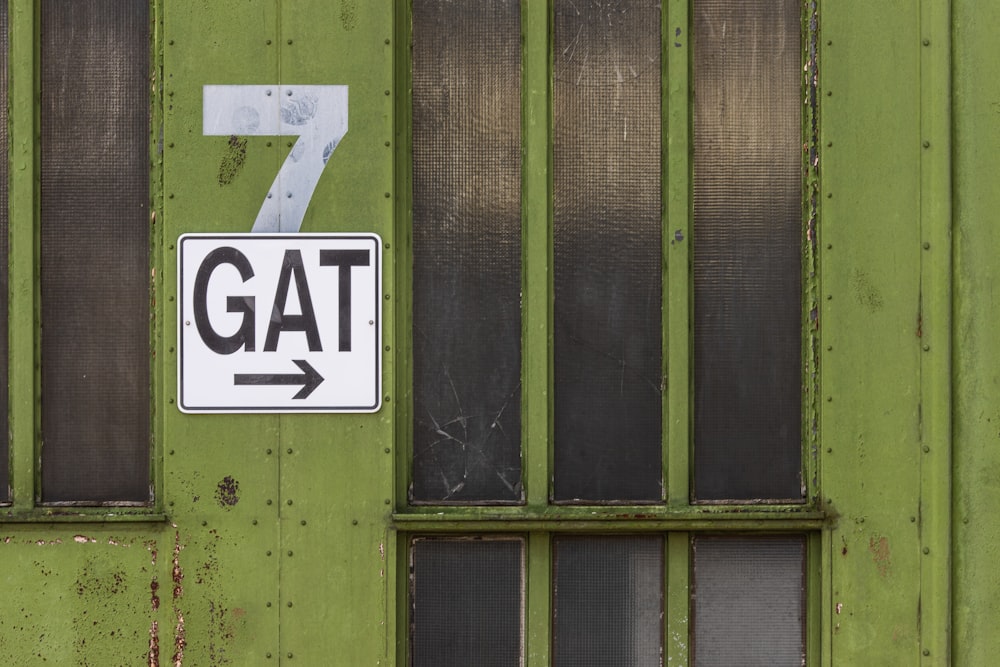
[234,359,324,399]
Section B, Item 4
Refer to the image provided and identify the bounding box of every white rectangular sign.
[178,233,382,413]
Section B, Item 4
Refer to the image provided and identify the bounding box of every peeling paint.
[217,135,247,186]
[868,535,892,577]
[149,620,160,667]
[172,613,185,667]
[215,476,240,507]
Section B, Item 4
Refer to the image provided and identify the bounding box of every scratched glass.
[692,536,806,666]
[39,0,150,503]
[552,0,663,502]
[552,535,663,667]
[692,0,804,501]
[0,0,8,503]
[410,537,524,667]
[411,0,523,503]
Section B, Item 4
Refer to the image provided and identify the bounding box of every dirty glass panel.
[692,536,806,667]
[552,0,662,502]
[0,0,7,503]
[411,537,523,667]
[553,535,663,667]
[692,0,803,501]
[411,0,522,503]
[39,0,150,503]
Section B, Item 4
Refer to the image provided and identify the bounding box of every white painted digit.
[203,85,348,233]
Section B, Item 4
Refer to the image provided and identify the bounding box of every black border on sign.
[177,233,383,413]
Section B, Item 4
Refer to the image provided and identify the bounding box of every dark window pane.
[552,0,662,502]
[411,0,523,503]
[692,536,806,667]
[553,536,663,667]
[411,537,523,667]
[693,0,803,501]
[40,0,150,503]
[0,0,8,503]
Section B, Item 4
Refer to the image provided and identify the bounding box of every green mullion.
[665,0,690,505]
[665,532,690,665]
[522,0,551,509]
[525,532,551,667]
[807,531,823,667]
[392,0,412,513]
[917,0,952,664]
[149,0,165,512]
[7,0,36,511]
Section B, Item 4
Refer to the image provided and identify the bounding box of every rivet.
[826,40,832,46]
[384,448,391,454]
[287,499,293,506]
[385,345,391,352]
[266,90,272,97]
[201,521,207,526]
[384,90,391,96]
[168,295,174,302]
[858,517,865,523]
[385,242,391,249]
[169,449,175,456]
[826,90,832,97]
[287,141,293,148]
[287,602,293,608]
[923,547,930,555]
[827,294,833,300]
[352,519,359,525]
[922,39,930,46]
[266,499,273,505]
[923,242,931,250]
[266,602,271,608]
[266,448,272,455]
[385,395,391,402]
[826,141,832,148]
[169,39,175,46]
[168,397,175,404]
[266,40,272,46]
[286,89,293,97]
[286,192,293,198]
[287,550,293,557]
[385,38,390,45]
[923,445,930,453]
[300,519,307,526]
[827,345,833,351]
[266,550,272,556]
[266,652,272,658]
[385,294,391,300]
[923,140,930,148]
[911,516,916,522]
[385,141,391,147]
[266,141,272,147]
[169,193,175,199]
[923,649,930,656]
[963,517,969,524]
[169,346,175,352]
[287,448,293,454]
[384,499,391,505]
[923,344,930,352]
[827,192,833,199]
[827,396,833,402]
[826,448,833,453]
[252,519,258,525]
[287,653,294,659]
[384,192,391,198]
[168,142,175,148]
[168,501,175,507]
[827,243,833,250]
[287,39,293,45]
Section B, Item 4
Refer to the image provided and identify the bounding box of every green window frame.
[393,0,824,664]
[0,0,163,520]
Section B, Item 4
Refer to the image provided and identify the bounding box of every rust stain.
[172,532,185,600]
[215,476,240,508]
[151,577,161,611]
[868,535,892,577]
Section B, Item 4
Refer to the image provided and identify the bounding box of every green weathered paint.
[2,1,1000,664]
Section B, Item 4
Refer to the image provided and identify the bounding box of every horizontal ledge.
[0,510,170,524]
[393,508,830,532]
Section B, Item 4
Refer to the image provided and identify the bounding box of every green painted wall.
[0,1,997,665]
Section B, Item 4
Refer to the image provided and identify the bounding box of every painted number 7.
[203,85,349,233]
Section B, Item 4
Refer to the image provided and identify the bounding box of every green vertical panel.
[276,1,395,664]
[820,1,922,664]
[163,1,282,663]
[953,1,1000,663]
